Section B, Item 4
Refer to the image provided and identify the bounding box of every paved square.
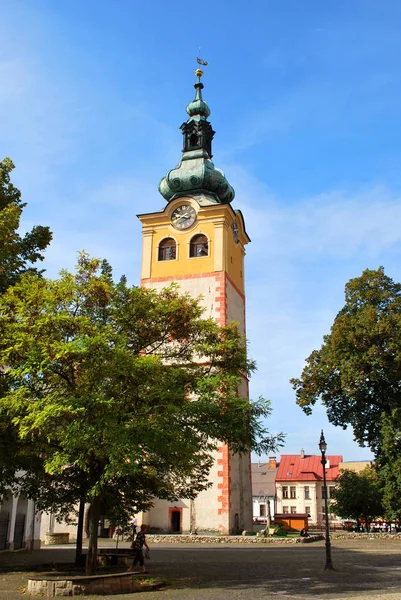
[1,538,401,599]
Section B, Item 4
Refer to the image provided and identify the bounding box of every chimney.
[300,449,305,459]
[268,456,277,469]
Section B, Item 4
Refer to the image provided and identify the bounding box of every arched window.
[158,238,176,261]
[190,234,208,258]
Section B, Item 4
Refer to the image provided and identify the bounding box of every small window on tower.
[190,133,199,148]
[190,234,209,258]
[158,238,177,261]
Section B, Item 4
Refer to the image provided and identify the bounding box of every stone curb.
[146,534,323,544]
[330,531,401,540]
[27,573,165,597]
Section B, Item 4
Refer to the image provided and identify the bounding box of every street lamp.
[319,430,334,570]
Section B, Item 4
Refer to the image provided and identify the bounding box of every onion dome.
[158,69,235,204]
[185,70,211,120]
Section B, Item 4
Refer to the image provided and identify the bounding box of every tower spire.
[158,70,235,204]
[184,68,211,120]
[182,69,213,157]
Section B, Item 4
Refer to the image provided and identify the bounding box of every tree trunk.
[86,497,101,576]
[75,498,85,567]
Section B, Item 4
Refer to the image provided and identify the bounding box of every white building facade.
[275,453,342,527]
[0,481,41,551]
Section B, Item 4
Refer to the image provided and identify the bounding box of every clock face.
[171,204,197,230]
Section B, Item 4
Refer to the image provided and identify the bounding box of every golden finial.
[195,68,203,80]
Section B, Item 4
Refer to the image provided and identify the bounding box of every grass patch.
[136,576,155,584]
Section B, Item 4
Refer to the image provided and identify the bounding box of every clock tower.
[137,69,252,534]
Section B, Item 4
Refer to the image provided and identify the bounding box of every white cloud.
[22,173,161,283]
[233,178,401,261]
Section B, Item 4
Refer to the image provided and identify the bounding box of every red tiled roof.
[276,454,343,482]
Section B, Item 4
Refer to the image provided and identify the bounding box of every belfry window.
[190,234,208,257]
[158,238,176,261]
[189,133,199,148]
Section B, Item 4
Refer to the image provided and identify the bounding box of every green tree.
[0,254,283,574]
[0,157,52,496]
[376,410,401,523]
[0,157,52,294]
[291,267,401,451]
[332,467,383,530]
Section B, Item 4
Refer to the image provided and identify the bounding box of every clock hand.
[173,215,187,224]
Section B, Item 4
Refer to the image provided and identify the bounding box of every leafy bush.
[272,523,288,537]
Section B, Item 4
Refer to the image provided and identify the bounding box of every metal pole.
[320,431,334,570]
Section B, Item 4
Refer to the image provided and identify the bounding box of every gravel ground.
[1,538,401,599]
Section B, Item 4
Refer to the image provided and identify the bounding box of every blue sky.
[2,0,401,461]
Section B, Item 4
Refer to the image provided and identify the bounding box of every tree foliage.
[0,254,283,573]
[0,157,52,496]
[376,410,401,522]
[0,157,52,294]
[291,267,401,451]
[332,467,383,529]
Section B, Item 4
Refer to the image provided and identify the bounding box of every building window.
[329,486,336,499]
[304,486,310,499]
[190,234,208,257]
[283,506,289,514]
[158,238,176,261]
[282,486,288,499]
[259,504,266,517]
[305,506,311,517]
[322,487,327,499]
[290,506,297,514]
[290,486,296,499]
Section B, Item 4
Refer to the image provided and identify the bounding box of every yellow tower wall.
[139,197,246,294]
[138,196,252,534]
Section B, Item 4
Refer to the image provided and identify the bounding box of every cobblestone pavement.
[1,538,401,599]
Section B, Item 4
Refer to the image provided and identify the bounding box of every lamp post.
[319,430,334,570]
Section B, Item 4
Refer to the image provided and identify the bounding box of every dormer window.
[190,234,208,257]
[158,238,176,261]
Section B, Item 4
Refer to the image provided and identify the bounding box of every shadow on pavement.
[1,540,401,598]
[147,541,401,598]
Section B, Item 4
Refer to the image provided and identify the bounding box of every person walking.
[132,516,138,536]
[128,524,150,574]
